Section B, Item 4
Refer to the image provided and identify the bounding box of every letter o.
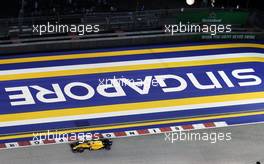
[64,82,95,100]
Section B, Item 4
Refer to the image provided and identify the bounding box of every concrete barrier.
[0,32,263,55]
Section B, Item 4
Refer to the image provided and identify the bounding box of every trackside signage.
[1,63,263,114]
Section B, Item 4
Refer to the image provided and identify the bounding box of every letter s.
[225,25,232,33]
[232,68,262,87]
[93,25,100,33]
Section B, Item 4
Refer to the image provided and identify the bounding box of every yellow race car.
[70,139,112,153]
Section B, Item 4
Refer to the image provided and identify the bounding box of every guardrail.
[0,30,263,55]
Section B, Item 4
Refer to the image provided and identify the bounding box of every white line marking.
[0,98,264,127]
[0,53,263,75]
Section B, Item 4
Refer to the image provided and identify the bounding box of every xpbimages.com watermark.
[32,22,100,35]
[164,131,232,144]
[98,75,161,87]
[164,22,232,36]
[32,130,101,143]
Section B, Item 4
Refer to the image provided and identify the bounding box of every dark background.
[0,0,263,18]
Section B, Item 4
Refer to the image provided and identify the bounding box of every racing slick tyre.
[102,139,112,150]
[72,149,78,153]
[70,143,78,153]
[104,145,111,150]
[77,148,84,153]
[70,143,84,153]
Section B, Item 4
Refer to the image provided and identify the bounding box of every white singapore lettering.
[5,86,35,106]
[155,75,187,92]
[97,79,126,97]
[187,72,222,89]
[64,82,95,100]
[30,84,66,103]
[4,68,262,106]
[232,68,262,87]
[119,76,152,94]
[218,71,235,87]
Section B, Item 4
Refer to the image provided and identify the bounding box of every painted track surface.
[0,42,264,148]
[1,124,264,164]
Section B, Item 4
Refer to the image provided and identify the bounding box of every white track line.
[0,98,264,127]
[0,52,263,75]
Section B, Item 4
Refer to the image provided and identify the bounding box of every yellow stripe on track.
[1,91,264,123]
[1,57,264,81]
[1,110,264,140]
[0,43,263,65]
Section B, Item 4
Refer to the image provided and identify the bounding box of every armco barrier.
[0,31,263,55]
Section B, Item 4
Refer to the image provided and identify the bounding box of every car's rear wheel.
[104,145,111,150]
[70,143,79,153]
[72,149,78,153]
[77,148,84,153]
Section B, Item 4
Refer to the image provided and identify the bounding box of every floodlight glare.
[186,0,195,5]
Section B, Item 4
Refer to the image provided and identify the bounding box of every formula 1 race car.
[70,139,113,153]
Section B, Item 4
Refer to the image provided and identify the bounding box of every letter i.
[218,71,235,87]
